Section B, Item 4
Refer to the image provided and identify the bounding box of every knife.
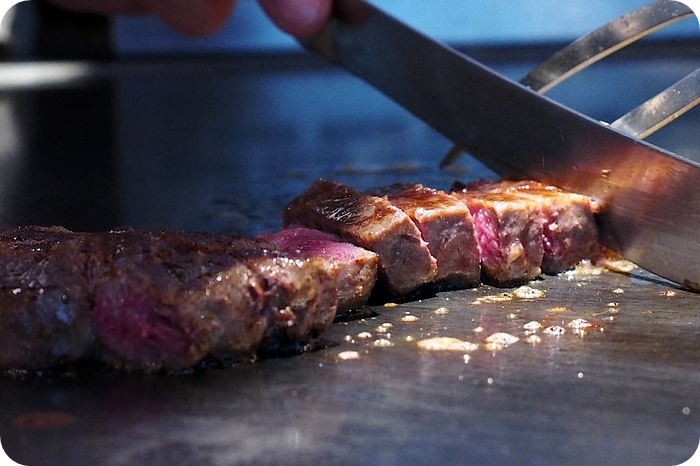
[301,0,700,290]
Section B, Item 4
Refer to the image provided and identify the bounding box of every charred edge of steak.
[455,180,600,274]
[371,183,481,291]
[450,191,544,286]
[0,226,96,371]
[250,255,339,354]
[283,179,437,297]
[259,226,379,312]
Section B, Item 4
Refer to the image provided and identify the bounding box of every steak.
[450,189,544,286]
[371,184,480,289]
[90,229,338,371]
[259,227,379,311]
[0,226,95,371]
[0,227,338,373]
[460,180,600,274]
[283,180,437,297]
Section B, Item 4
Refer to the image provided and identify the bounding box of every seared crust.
[283,180,437,296]
[0,226,95,370]
[375,184,480,289]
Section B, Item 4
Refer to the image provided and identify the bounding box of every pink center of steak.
[260,227,360,262]
[259,226,378,311]
[470,207,502,271]
[94,284,191,362]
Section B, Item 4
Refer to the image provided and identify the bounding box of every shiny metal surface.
[442,0,697,166]
[520,0,694,93]
[612,67,700,138]
[302,0,700,290]
[1,270,699,466]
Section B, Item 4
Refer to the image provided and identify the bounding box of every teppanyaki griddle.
[0,44,698,466]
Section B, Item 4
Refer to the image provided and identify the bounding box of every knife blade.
[302,0,700,290]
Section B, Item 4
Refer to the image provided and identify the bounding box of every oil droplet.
[484,332,520,346]
[375,323,393,333]
[373,339,394,347]
[417,337,479,352]
[512,286,546,299]
[472,293,513,304]
[433,307,450,315]
[543,325,566,336]
[568,318,593,329]
[337,351,360,361]
[523,321,542,331]
[400,315,419,323]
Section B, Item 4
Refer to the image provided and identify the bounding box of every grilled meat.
[259,227,379,311]
[0,228,338,372]
[458,180,600,274]
[283,180,437,297]
[372,183,480,289]
[450,190,544,286]
[0,226,95,370]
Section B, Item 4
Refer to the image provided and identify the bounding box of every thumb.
[258,0,331,38]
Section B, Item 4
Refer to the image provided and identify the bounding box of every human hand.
[47,0,332,38]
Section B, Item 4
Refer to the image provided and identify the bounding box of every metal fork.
[440,0,699,168]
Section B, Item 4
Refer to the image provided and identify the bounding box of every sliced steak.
[259,227,379,311]
[283,180,437,297]
[450,190,544,286]
[461,180,600,274]
[0,226,95,371]
[89,229,338,371]
[372,183,480,289]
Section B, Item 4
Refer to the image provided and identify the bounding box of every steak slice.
[461,180,600,274]
[372,183,480,289]
[0,226,95,371]
[89,229,338,372]
[283,180,437,297]
[259,227,379,311]
[450,190,544,286]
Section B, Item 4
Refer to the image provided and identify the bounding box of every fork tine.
[440,0,696,169]
[611,67,700,139]
[521,0,693,93]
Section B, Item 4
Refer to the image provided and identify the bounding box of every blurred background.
[0,0,698,233]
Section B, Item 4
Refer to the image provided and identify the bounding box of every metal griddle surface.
[0,271,698,465]
[0,48,698,465]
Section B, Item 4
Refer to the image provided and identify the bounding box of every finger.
[46,0,237,37]
[142,0,237,36]
[258,0,332,38]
